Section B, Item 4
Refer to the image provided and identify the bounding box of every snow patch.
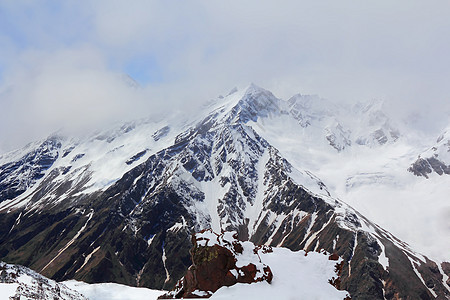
[168,216,187,232]
[162,242,171,284]
[211,248,349,300]
[76,246,101,273]
[64,280,164,300]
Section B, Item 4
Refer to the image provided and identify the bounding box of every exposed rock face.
[409,157,450,178]
[159,230,273,299]
[442,262,450,286]
[0,261,87,300]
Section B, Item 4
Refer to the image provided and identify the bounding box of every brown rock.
[193,244,237,292]
[328,253,340,261]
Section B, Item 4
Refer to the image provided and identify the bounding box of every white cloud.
[0,46,153,152]
[1,0,450,152]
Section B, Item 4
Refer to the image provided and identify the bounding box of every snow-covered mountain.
[0,84,449,299]
[0,115,188,209]
[0,84,403,209]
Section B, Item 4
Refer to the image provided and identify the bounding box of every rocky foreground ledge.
[159,229,274,299]
[0,261,87,300]
[159,229,349,299]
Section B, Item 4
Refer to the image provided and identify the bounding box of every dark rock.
[153,126,171,141]
[71,153,85,163]
[125,150,147,165]
[442,262,450,286]
[409,157,450,178]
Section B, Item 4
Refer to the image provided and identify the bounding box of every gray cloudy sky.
[1,1,450,152]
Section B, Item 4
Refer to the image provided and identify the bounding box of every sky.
[1,0,450,152]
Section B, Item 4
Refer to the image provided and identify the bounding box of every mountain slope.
[0,85,448,299]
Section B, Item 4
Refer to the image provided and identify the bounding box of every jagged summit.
[228,84,282,124]
[208,84,400,152]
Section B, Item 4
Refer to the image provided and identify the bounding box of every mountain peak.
[225,84,282,124]
[243,82,271,96]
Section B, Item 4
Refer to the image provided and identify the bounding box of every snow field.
[63,281,165,300]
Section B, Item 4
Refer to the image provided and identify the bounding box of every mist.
[1,1,450,153]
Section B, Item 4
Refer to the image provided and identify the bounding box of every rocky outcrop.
[159,230,272,299]
[0,261,87,300]
[409,157,450,178]
[409,128,450,178]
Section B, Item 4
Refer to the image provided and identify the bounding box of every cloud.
[87,1,450,104]
[0,46,154,152]
[1,0,450,152]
